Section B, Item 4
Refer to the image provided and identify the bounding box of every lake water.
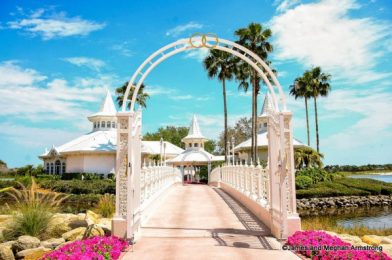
[301,206,392,230]
[348,173,392,183]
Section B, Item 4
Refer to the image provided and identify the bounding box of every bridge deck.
[121,184,299,260]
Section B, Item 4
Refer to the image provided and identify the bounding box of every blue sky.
[0,0,391,167]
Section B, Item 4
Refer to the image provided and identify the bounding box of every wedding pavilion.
[39,91,184,175]
[233,93,307,164]
[167,115,224,182]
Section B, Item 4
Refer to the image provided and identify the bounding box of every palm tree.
[203,49,236,162]
[115,82,150,109]
[308,67,331,152]
[235,23,274,162]
[289,73,312,146]
[294,147,324,169]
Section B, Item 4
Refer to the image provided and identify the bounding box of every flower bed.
[287,230,391,260]
[40,236,128,260]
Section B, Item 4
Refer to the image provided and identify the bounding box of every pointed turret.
[182,115,207,150]
[88,90,118,131]
[257,93,276,133]
[260,92,275,117]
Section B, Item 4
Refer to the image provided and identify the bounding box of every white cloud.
[274,0,301,12]
[145,85,176,96]
[0,123,80,148]
[165,22,203,37]
[320,88,392,162]
[64,57,105,71]
[170,95,193,100]
[0,61,47,86]
[112,42,133,57]
[183,48,209,62]
[270,0,392,84]
[0,61,108,122]
[8,8,105,40]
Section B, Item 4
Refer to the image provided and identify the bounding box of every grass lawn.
[297,177,392,199]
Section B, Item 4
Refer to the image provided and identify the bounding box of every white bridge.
[111,34,301,252]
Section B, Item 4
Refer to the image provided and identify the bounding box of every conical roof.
[260,92,276,116]
[182,115,206,140]
[88,90,117,119]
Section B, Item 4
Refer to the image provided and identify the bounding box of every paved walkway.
[121,184,299,260]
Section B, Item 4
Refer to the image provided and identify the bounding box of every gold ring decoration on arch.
[189,33,219,49]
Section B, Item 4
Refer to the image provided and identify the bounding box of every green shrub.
[295,175,313,189]
[39,179,115,195]
[296,168,334,184]
[61,194,102,213]
[296,182,371,198]
[96,194,115,218]
[1,178,68,239]
[61,172,106,180]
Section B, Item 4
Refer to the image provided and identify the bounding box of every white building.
[39,91,184,175]
[234,93,307,164]
[167,115,224,181]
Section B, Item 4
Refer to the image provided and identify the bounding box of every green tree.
[143,126,189,149]
[308,67,331,152]
[115,81,150,109]
[217,117,251,153]
[289,73,312,146]
[203,49,236,162]
[294,147,324,169]
[235,23,274,162]
[204,140,216,154]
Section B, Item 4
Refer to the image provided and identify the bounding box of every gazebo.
[167,115,224,182]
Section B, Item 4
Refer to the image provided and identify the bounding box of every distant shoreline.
[340,170,392,176]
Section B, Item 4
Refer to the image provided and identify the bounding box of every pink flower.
[40,236,128,260]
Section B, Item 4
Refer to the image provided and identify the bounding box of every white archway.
[112,34,300,241]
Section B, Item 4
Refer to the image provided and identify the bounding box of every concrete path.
[121,184,299,260]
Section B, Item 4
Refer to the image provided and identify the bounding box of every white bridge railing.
[140,163,182,205]
[210,163,270,207]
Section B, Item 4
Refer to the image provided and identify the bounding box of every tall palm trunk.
[223,78,228,163]
[305,97,310,146]
[313,94,320,152]
[251,77,257,164]
[253,78,259,163]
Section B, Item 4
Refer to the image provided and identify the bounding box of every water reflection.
[300,206,392,229]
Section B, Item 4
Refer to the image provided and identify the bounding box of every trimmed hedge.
[39,179,115,195]
[296,177,392,198]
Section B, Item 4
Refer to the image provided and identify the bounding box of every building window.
[50,163,54,174]
[112,122,115,128]
[189,143,192,147]
[97,122,100,128]
[107,121,110,128]
[46,163,49,173]
[101,121,105,128]
[194,143,198,147]
[93,122,96,128]
[62,162,66,174]
[55,160,61,175]
[264,123,267,127]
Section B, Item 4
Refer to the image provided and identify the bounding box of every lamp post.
[226,140,230,165]
[231,136,235,165]
[163,142,167,166]
[160,137,163,165]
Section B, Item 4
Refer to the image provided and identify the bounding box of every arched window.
[55,160,61,175]
[46,163,49,173]
[194,143,198,147]
[50,163,54,174]
[93,122,96,128]
[101,121,105,128]
[112,122,115,128]
[264,123,267,127]
[107,121,110,128]
[62,162,66,174]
